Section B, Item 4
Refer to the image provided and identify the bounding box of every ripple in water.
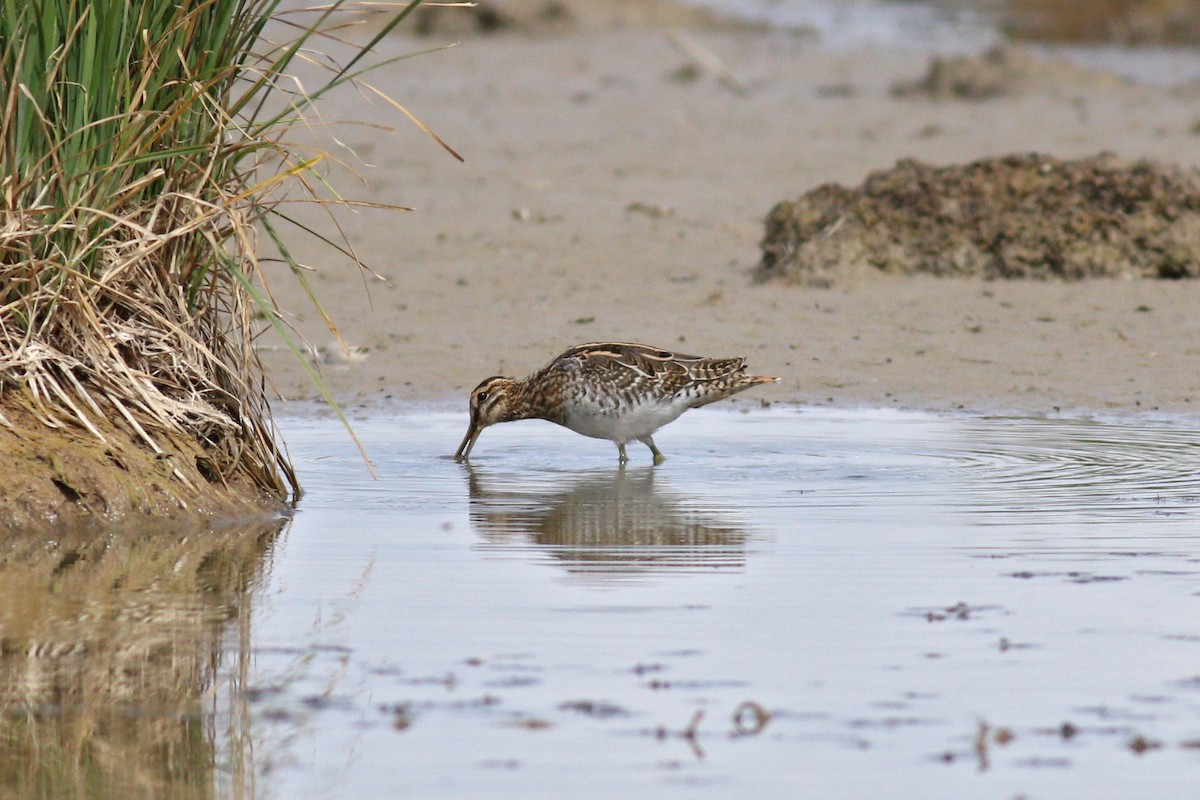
[943,416,1200,522]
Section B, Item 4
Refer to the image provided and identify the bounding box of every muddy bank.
[0,392,287,531]
[756,153,1200,284]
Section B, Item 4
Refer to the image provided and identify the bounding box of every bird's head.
[454,376,520,462]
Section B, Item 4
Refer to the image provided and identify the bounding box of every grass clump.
[0,0,443,502]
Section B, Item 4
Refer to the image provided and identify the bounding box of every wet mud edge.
[0,389,287,532]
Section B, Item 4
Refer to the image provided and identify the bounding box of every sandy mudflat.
[258,2,1200,419]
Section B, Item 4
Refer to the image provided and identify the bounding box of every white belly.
[562,397,690,443]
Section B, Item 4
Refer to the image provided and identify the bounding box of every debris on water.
[973,721,1017,771]
[732,700,771,736]
[997,637,1038,652]
[652,709,706,758]
[503,716,553,730]
[974,721,991,771]
[1129,735,1162,754]
[559,699,630,718]
[388,704,414,731]
[921,601,982,622]
[1014,757,1073,768]
[1066,572,1127,583]
[632,662,666,676]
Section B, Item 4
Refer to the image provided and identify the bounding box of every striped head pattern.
[454,376,520,462]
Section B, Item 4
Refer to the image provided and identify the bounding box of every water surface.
[688,0,1200,84]
[4,407,1200,798]
[254,408,1200,798]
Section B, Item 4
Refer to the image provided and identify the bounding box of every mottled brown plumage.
[454,342,778,463]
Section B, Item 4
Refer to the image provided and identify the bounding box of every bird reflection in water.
[464,466,748,579]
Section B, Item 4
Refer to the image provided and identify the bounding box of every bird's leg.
[639,435,666,465]
[617,442,629,463]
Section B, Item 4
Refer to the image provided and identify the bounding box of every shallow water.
[5,407,1200,798]
[259,408,1200,797]
[691,0,1001,52]
[688,0,1200,84]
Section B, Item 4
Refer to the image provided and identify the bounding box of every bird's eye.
[476,390,489,403]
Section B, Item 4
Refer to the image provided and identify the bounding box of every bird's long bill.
[454,414,483,462]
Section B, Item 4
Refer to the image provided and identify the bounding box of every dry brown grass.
[0,193,291,496]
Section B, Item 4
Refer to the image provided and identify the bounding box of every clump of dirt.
[755,153,1200,284]
[0,390,285,532]
[1005,0,1200,44]
[410,1,573,37]
[892,45,1033,100]
[405,0,760,37]
[891,45,1120,100]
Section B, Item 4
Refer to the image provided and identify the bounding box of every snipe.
[454,342,778,463]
